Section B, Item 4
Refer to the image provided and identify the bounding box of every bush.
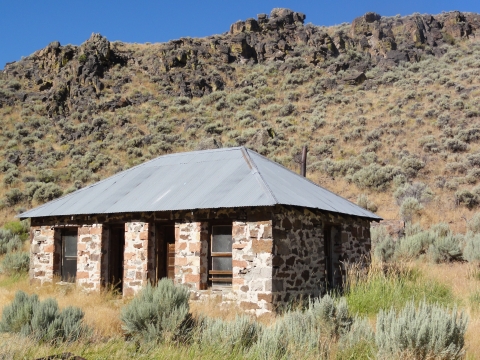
[400,197,423,222]
[393,182,434,206]
[196,315,260,352]
[32,183,63,203]
[428,234,463,263]
[357,194,378,212]
[120,279,192,343]
[4,188,23,206]
[1,251,29,275]
[376,300,468,359]
[0,291,88,343]
[455,189,478,209]
[467,213,480,234]
[352,164,401,191]
[464,233,480,263]
[0,229,23,254]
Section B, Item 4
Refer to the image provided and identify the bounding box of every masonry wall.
[29,207,372,315]
[174,222,209,290]
[30,226,56,284]
[123,222,149,296]
[76,224,104,291]
[272,205,371,307]
[231,219,273,316]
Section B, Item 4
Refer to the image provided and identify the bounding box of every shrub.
[376,300,468,359]
[196,315,260,352]
[455,189,478,209]
[428,235,463,263]
[374,237,396,262]
[356,194,378,212]
[0,291,88,343]
[467,213,480,234]
[400,197,423,222]
[0,229,23,254]
[1,252,30,275]
[32,183,63,203]
[352,164,401,191]
[120,279,192,343]
[464,233,480,263]
[394,182,433,206]
[4,188,23,206]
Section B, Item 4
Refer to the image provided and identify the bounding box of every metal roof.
[18,147,381,220]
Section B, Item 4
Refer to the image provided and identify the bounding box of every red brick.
[139,231,149,240]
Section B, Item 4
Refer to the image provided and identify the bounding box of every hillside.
[1,8,480,230]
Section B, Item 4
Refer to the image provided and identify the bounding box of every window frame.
[208,222,233,287]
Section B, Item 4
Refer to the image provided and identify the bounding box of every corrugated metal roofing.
[18,147,382,220]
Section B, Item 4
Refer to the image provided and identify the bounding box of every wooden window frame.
[208,222,233,287]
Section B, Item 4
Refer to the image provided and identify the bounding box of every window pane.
[212,225,232,253]
[63,235,77,257]
[212,256,232,271]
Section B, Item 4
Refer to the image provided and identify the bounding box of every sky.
[1,0,479,69]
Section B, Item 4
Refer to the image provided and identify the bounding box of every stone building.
[20,147,380,316]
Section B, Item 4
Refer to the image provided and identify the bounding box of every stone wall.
[272,206,325,305]
[123,222,149,296]
[231,220,273,316]
[174,222,209,290]
[28,207,372,315]
[30,226,56,284]
[76,224,104,291]
[272,205,372,307]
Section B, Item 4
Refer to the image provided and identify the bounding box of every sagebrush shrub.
[376,300,468,359]
[0,291,88,343]
[400,197,423,222]
[0,229,23,255]
[196,315,260,352]
[1,251,29,275]
[464,233,480,263]
[120,279,192,343]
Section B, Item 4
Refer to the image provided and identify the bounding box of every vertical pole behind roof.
[301,145,307,177]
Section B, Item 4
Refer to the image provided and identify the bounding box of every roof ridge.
[242,147,278,205]
[246,149,379,219]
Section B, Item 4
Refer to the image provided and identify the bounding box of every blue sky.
[1,0,479,69]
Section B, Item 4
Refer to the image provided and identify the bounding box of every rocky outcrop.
[1,8,479,116]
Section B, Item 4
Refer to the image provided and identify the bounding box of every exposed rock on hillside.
[1,9,479,116]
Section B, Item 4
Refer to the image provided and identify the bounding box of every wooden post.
[301,145,307,177]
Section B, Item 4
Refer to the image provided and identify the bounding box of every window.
[209,225,233,286]
[61,229,78,282]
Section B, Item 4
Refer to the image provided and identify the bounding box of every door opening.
[324,226,342,290]
[109,225,125,292]
[61,229,78,282]
[155,224,175,282]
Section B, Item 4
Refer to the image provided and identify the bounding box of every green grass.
[344,266,454,316]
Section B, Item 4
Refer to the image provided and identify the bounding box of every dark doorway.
[324,225,342,290]
[155,224,175,282]
[109,225,125,292]
[61,229,78,282]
